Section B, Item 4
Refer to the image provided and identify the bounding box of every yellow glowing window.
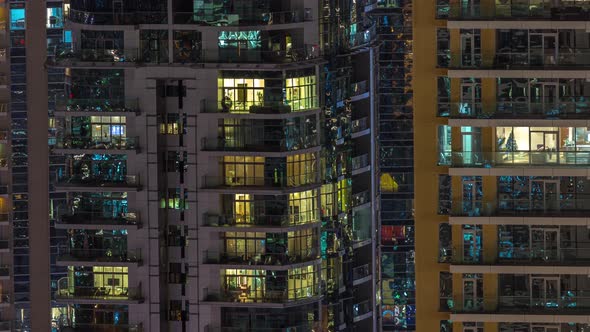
[285,75,317,111]
[218,78,265,113]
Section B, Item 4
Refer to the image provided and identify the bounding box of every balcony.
[201,174,320,193]
[204,288,321,307]
[0,266,9,280]
[350,80,370,101]
[450,151,590,168]
[53,136,139,154]
[352,264,371,286]
[55,97,140,116]
[352,190,371,209]
[449,198,590,224]
[203,248,320,269]
[67,8,167,25]
[204,323,315,332]
[453,294,590,315]
[59,323,143,332]
[199,99,319,116]
[446,3,590,21]
[448,50,590,71]
[199,45,321,65]
[173,9,313,26]
[56,247,142,267]
[352,154,370,175]
[444,101,590,120]
[203,212,320,230]
[54,175,142,192]
[56,212,140,230]
[352,300,373,322]
[352,117,370,138]
[56,279,143,304]
[201,135,319,154]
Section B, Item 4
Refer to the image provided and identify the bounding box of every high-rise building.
[417,1,590,332]
[4,0,383,331]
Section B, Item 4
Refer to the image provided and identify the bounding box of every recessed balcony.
[201,174,320,193]
[351,117,370,138]
[173,8,313,26]
[352,154,370,175]
[203,212,320,231]
[201,135,319,155]
[449,151,590,168]
[66,8,167,25]
[53,136,139,154]
[199,100,319,117]
[352,300,373,323]
[203,248,320,270]
[56,212,140,230]
[56,247,142,267]
[54,175,142,192]
[54,97,140,116]
[352,264,371,286]
[204,288,321,308]
[55,285,143,304]
[446,3,590,21]
[444,101,590,121]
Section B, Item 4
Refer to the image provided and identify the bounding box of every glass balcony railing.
[443,101,590,119]
[201,135,318,152]
[56,175,140,189]
[352,154,370,171]
[173,9,313,25]
[448,50,590,69]
[350,80,369,97]
[200,45,321,64]
[59,323,143,332]
[55,97,139,114]
[55,285,143,301]
[200,99,318,114]
[451,198,590,217]
[57,247,141,264]
[204,286,320,304]
[67,8,167,25]
[204,323,315,332]
[203,248,319,266]
[352,264,371,281]
[452,294,590,313]
[352,190,371,208]
[204,211,319,228]
[59,212,139,227]
[498,247,590,265]
[54,136,139,150]
[352,117,369,133]
[202,174,319,189]
[353,300,372,318]
[450,151,590,167]
[447,3,590,20]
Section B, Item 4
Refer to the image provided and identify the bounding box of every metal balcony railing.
[201,135,318,152]
[450,151,590,167]
[57,247,141,264]
[173,8,313,25]
[442,101,590,119]
[447,3,590,20]
[202,174,319,189]
[352,264,371,281]
[204,211,319,228]
[56,278,142,301]
[203,248,319,266]
[451,197,590,217]
[55,97,139,114]
[54,136,139,151]
[204,286,320,304]
[352,117,369,133]
[352,154,370,170]
[59,211,139,227]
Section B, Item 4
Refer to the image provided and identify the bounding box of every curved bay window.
[221,191,318,226]
[287,153,317,186]
[285,75,318,111]
[223,232,266,261]
[222,266,319,303]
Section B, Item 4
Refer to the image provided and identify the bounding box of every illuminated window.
[218,31,261,49]
[289,190,318,225]
[288,265,318,300]
[10,8,25,30]
[223,156,265,186]
[46,7,63,28]
[285,75,318,111]
[223,232,266,259]
[218,78,265,112]
[233,194,252,224]
[287,153,317,186]
[89,116,126,142]
[159,113,183,135]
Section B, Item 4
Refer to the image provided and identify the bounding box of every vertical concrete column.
[452,272,463,312]
[483,273,499,312]
[481,29,497,68]
[27,0,50,331]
